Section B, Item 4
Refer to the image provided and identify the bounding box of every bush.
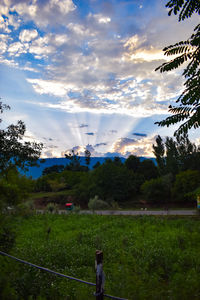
[0,169,34,211]
[16,200,35,217]
[0,215,16,252]
[141,176,171,204]
[73,205,81,214]
[47,179,66,192]
[46,203,58,213]
[88,195,110,210]
[110,201,120,209]
[172,170,200,202]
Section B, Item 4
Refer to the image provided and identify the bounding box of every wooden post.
[95,250,104,300]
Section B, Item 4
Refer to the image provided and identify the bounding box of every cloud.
[109,130,117,134]
[1,0,199,159]
[91,13,111,24]
[47,145,58,149]
[110,136,157,157]
[94,143,107,147]
[28,36,55,59]
[133,133,147,137]
[27,78,70,96]
[10,0,76,27]
[7,42,29,56]
[104,152,122,157]
[1,0,195,118]
[0,41,7,54]
[43,151,54,158]
[61,144,96,157]
[79,124,89,128]
[19,29,38,42]
[0,15,11,33]
[112,137,137,153]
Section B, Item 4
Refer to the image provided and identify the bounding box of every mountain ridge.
[24,156,156,179]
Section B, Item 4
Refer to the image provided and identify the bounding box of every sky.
[0,0,199,158]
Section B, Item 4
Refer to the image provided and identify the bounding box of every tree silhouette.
[155,0,200,136]
[85,149,91,166]
[0,101,43,175]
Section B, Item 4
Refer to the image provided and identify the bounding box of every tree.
[155,0,200,136]
[42,164,64,176]
[65,150,82,171]
[0,102,42,209]
[113,156,123,166]
[153,133,200,175]
[0,167,34,209]
[125,155,140,172]
[175,132,200,170]
[172,169,200,202]
[84,149,91,166]
[92,159,143,202]
[165,137,179,175]
[138,159,158,180]
[141,176,171,204]
[152,135,166,175]
[0,102,43,175]
[93,161,101,169]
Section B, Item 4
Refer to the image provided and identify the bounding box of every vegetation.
[0,102,43,211]
[1,101,200,299]
[141,175,172,204]
[172,170,200,202]
[153,133,200,176]
[88,195,110,210]
[1,102,199,212]
[155,0,200,136]
[1,215,200,299]
[30,133,200,210]
[0,102,43,176]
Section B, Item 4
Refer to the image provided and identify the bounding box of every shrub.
[73,205,81,214]
[0,168,35,211]
[0,215,16,252]
[47,179,66,192]
[88,195,110,210]
[46,202,58,213]
[141,176,171,204]
[16,200,35,217]
[172,170,200,202]
[110,200,120,209]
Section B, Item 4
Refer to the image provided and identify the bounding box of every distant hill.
[23,156,156,179]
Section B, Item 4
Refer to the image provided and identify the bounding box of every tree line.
[1,99,200,212]
[35,133,200,209]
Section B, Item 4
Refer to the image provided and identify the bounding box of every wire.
[104,293,128,300]
[0,251,128,300]
[0,250,95,286]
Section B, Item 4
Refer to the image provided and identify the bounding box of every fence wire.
[0,250,128,300]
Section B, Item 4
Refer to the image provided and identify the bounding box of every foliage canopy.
[155,0,200,136]
[0,102,43,175]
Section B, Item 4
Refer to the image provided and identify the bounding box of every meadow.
[1,214,200,300]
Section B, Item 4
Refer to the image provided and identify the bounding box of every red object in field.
[65,203,74,210]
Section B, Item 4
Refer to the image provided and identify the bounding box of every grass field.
[1,214,200,299]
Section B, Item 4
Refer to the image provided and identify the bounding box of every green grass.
[1,215,200,299]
